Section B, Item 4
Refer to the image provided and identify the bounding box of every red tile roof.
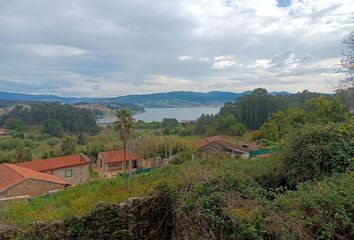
[0,164,69,193]
[197,136,250,154]
[100,150,139,164]
[17,154,88,172]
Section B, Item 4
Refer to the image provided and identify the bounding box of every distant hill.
[0,91,291,108]
[103,91,248,107]
[0,92,94,104]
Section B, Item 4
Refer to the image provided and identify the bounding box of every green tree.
[235,88,288,129]
[114,109,134,165]
[16,145,32,162]
[230,122,246,136]
[260,97,348,142]
[5,117,25,132]
[2,103,99,134]
[260,111,287,141]
[44,119,64,137]
[286,107,307,128]
[305,96,347,124]
[77,134,87,146]
[162,118,180,131]
[336,87,354,113]
[61,136,77,155]
[283,123,354,187]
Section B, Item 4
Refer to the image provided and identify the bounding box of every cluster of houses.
[0,136,258,205]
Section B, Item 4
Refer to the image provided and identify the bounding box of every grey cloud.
[0,0,353,95]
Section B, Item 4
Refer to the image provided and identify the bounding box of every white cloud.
[178,56,192,61]
[252,59,271,69]
[14,44,89,57]
[214,55,234,61]
[212,55,238,69]
[198,57,210,62]
[212,60,236,69]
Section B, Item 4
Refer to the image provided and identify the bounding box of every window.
[65,169,72,178]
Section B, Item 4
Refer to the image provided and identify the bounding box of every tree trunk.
[123,141,127,172]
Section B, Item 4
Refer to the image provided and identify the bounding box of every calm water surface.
[98,107,220,124]
[134,107,220,122]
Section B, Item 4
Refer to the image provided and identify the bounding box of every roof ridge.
[3,163,27,178]
[32,153,80,162]
[16,154,88,172]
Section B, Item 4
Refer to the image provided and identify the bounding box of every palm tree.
[114,109,133,171]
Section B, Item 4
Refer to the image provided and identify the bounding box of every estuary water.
[97,107,220,124]
[134,107,220,122]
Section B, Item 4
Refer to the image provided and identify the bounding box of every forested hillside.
[0,103,99,134]
[193,89,327,135]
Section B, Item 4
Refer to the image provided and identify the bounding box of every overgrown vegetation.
[1,156,352,239]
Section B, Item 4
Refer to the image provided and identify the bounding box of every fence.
[250,147,281,158]
[121,168,152,179]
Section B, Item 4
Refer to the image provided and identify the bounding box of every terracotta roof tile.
[100,150,139,164]
[17,154,88,172]
[0,164,69,193]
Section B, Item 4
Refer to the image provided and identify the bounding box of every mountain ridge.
[0,90,291,108]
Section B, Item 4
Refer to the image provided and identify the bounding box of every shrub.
[283,123,354,187]
[274,171,354,239]
[43,119,64,137]
[46,137,61,147]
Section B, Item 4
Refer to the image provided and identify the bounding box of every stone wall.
[140,157,167,169]
[1,192,174,240]
[0,179,66,198]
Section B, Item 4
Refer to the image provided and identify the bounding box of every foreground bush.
[1,157,353,240]
[283,123,354,187]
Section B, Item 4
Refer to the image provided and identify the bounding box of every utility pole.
[165,136,168,160]
[128,135,132,173]
[169,128,174,159]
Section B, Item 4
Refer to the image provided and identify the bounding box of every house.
[96,150,140,177]
[17,154,90,185]
[0,127,7,137]
[0,163,70,199]
[195,136,251,159]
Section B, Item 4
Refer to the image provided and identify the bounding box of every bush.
[170,148,193,165]
[283,123,354,187]
[61,136,77,155]
[43,119,64,137]
[4,117,26,132]
[274,171,354,239]
[46,137,61,147]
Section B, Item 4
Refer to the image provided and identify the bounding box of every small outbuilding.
[96,150,140,177]
[195,136,250,159]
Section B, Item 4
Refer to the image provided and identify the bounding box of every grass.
[0,155,352,239]
[0,157,279,227]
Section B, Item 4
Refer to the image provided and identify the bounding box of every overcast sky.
[0,0,353,97]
